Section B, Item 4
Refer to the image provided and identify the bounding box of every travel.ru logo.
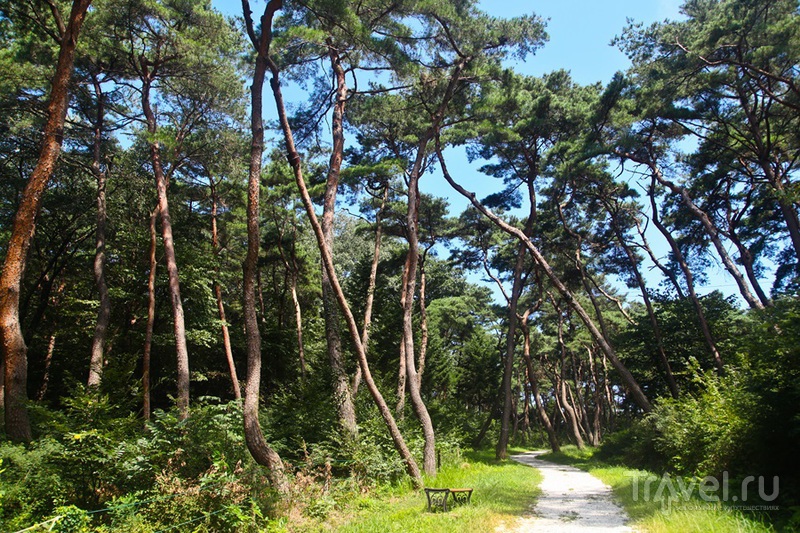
[624,472,779,511]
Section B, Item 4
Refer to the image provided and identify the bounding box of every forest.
[0,0,798,531]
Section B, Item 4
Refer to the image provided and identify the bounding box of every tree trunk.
[36,332,57,401]
[289,276,306,378]
[437,142,653,412]
[396,338,407,416]
[0,357,4,416]
[600,350,614,427]
[320,45,358,439]
[266,48,423,487]
[35,279,65,401]
[289,221,307,376]
[210,181,241,399]
[401,162,438,474]
[634,216,685,298]
[652,166,763,310]
[774,191,800,263]
[556,329,584,449]
[649,176,724,371]
[521,375,531,437]
[519,312,560,452]
[396,57,470,475]
[256,266,267,323]
[736,242,771,308]
[587,346,603,446]
[353,184,389,396]
[567,377,591,443]
[241,0,289,493]
[0,0,92,443]
[143,207,158,422]
[417,251,430,377]
[607,209,679,398]
[141,76,190,420]
[733,79,800,263]
[88,75,110,388]
[723,203,772,307]
[531,371,560,452]
[497,243,524,460]
[472,402,500,449]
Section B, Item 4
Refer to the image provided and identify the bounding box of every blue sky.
[483,0,682,85]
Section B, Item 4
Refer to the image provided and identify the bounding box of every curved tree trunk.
[437,141,653,412]
[397,56,470,475]
[401,161,438,474]
[266,48,423,487]
[633,216,685,298]
[519,313,560,452]
[240,0,289,493]
[555,311,584,450]
[401,245,437,474]
[607,210,679,398]
[1,0,93,443]
[648,176,724,372]
[652,166,763,310]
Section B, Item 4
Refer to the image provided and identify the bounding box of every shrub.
[648,363,760,477]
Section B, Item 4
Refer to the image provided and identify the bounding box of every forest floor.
[324,449,543,532]
[502,451,633,532]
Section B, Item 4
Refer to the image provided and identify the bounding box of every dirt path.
[505,451,633,532]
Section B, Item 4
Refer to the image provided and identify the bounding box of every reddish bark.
[0,0,93,443]
[140,74,191,420]
[241,0,289,493]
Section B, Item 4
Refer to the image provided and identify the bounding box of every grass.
[540,446,775,533]
[317,449,542,533]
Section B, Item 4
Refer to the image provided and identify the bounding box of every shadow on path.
[507,451,633,532]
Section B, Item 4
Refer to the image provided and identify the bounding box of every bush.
[0,438,68,531]
[648,362,760,477]
[0,397,281,532]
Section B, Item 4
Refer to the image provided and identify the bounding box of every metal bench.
[424,487,473,512]
[449,488,473,506]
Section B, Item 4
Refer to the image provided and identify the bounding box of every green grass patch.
[324,450,541,533]
[540,446,774,533]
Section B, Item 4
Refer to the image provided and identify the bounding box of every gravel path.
[505,451,633,532]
